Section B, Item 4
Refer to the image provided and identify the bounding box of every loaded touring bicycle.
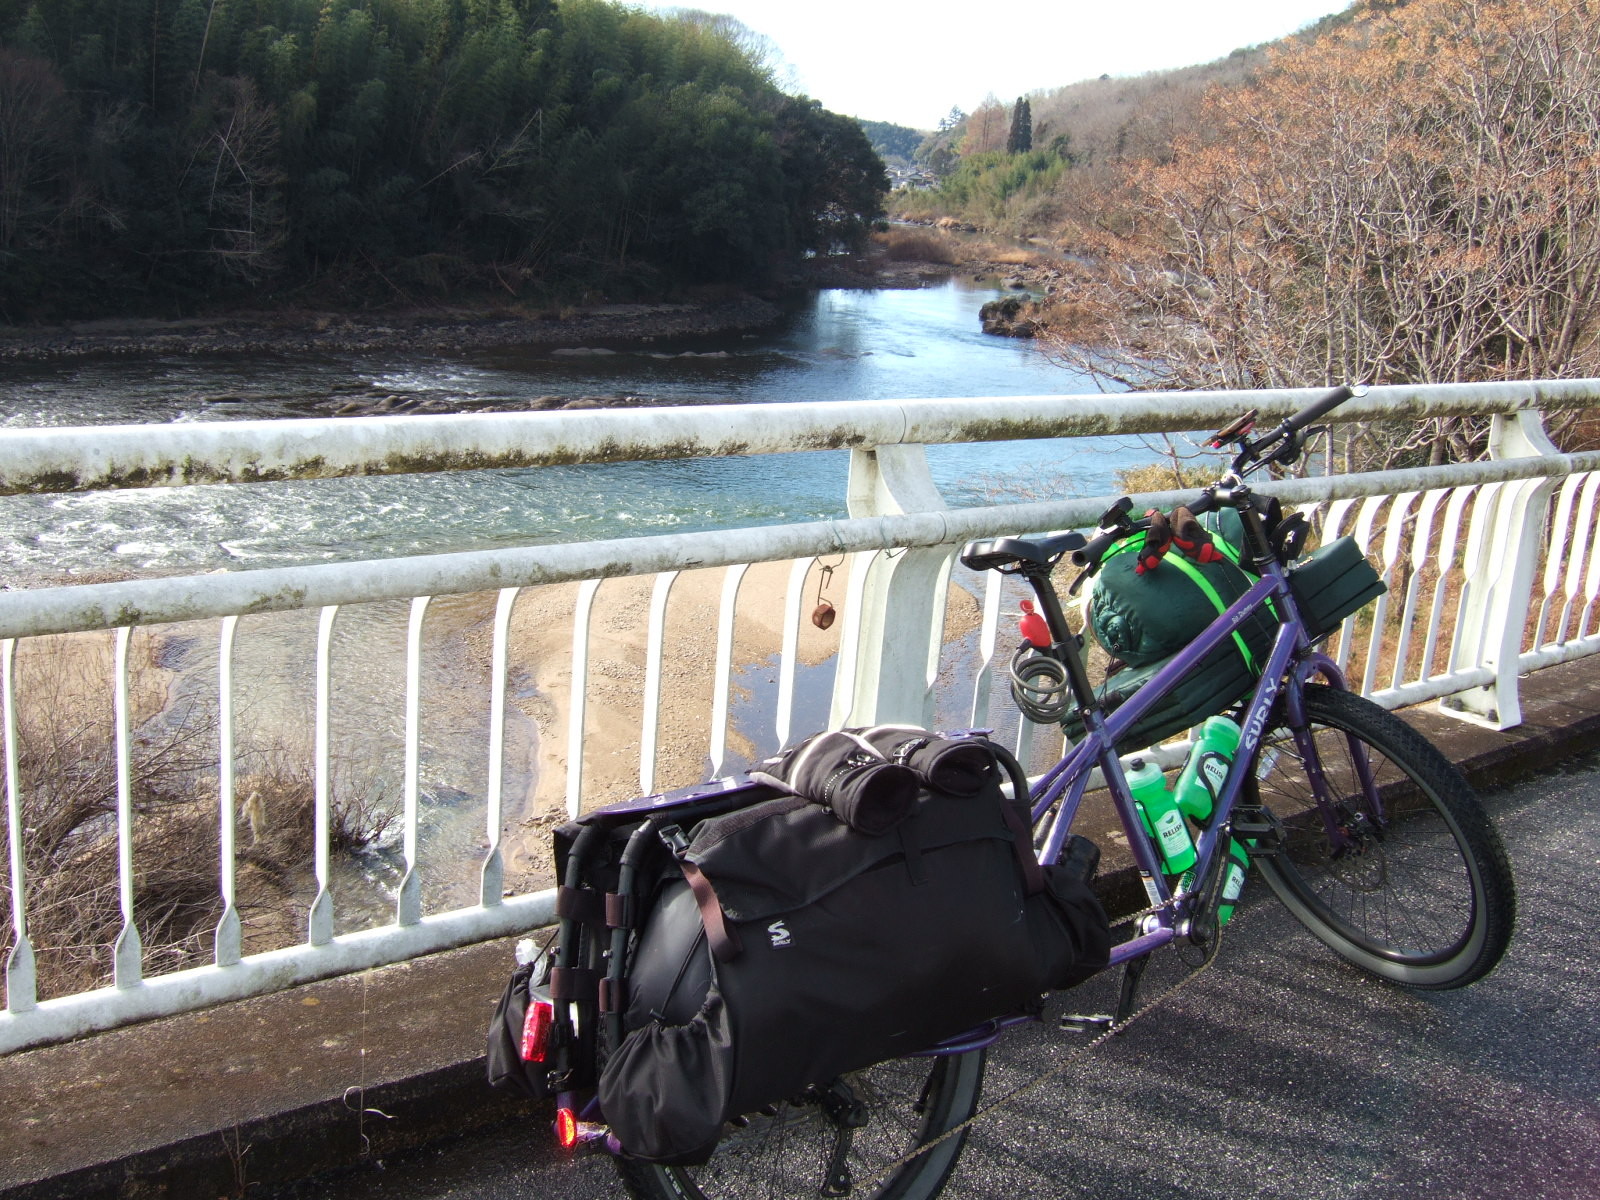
[489,385,1516,1200]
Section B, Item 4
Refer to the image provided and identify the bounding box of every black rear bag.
[587,730,1109,1164]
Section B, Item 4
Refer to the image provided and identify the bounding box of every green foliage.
[898,149,1066,227]
[0,0,888,317]
[856,118,924,164]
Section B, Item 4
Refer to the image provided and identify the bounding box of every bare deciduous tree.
[1043,0,1600,466]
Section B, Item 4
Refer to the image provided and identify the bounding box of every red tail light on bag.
[520,998,554,1063]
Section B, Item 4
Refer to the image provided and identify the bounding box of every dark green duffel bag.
[1287,536,1386,639]
[1067,534,1385,752]
[1063,639,1259,753]
[1087,523,1276,674]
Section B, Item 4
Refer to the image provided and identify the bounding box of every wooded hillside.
[0,0,887,320]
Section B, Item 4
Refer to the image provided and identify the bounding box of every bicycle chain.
[842,900,1229,1196]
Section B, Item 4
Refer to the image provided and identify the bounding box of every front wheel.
[613,1049,986,1200]
[1246,685,1515,989]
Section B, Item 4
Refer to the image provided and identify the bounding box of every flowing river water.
[3,278,1163,932]
[0,279,1152,576]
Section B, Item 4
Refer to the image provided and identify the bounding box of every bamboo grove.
[0,0,889,319]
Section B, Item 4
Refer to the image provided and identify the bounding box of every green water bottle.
[1124,754,1196,874]
[1174,715,1242,822]
[1216,839,1250,925]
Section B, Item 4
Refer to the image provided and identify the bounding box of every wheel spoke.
[1247,686,1514,990]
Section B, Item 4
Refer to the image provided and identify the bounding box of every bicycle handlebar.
[1283,383,1356,434]
[1070,384,1357,573]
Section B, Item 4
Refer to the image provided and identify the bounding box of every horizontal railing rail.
[2,381,1597,1054]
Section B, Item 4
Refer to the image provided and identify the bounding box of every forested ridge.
[0,0,888,321]
[889,0,1600,465]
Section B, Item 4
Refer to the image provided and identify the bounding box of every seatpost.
[1024,567,1101,714]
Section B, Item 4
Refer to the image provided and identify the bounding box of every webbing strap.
[679,860,743,963]
[1106,531,1260,673]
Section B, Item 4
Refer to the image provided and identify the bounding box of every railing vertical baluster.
[398,596,430,926]
[968,569,1004,730]
[566,579,602,819]
[1426,488,1476,681]
[309,606,337,946]
[1533,474,1582,649]
[112,627,143,989]
[1447,483,1504,695]
[215,616,242,966]
[1352,497,1388,697]
[482,587,519,908]
[3,639,37,1013]
[1554,475,1600,645]
[709,564,750,775]
[1320,498,1358,673]
[774,559,811,749]
[1394,491,1445,689]
[639,572,679,798]
[1578,502,1600,638]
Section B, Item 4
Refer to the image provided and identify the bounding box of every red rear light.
[555,1107,579,1150]
[520,999,554,1063]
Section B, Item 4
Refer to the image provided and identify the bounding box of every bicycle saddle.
[960,531,1087,574]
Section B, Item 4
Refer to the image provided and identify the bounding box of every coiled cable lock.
[1009,644,1071,724]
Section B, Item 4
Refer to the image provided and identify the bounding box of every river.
[2,278,1160,933]
[0,278,1154,580]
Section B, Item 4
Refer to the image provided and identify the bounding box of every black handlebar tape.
[1071,528,1123,568]
[1283,384,1355,434]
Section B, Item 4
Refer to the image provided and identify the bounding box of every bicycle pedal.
[1231,805,1284,853]
[1059,1013,1115,1035]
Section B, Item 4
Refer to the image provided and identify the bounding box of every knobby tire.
[1248,685,1515,989]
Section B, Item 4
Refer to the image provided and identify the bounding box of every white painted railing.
[1,381,1597,1054]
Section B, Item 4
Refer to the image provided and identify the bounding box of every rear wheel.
[1247,685,1514,989]
[613,1049,986,1200]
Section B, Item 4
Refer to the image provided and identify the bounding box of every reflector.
[555,1107,579,1150]
[520,999,554,1062]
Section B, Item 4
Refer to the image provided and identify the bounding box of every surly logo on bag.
[768,920,793,948]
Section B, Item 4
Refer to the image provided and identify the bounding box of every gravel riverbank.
[0,296,787,363]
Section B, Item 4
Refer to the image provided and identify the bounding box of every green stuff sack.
[1086,522,1275,674]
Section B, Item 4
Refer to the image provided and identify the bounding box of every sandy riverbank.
[480,556,986,892]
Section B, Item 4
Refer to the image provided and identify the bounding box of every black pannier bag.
[485,956,549,1099]
[588,729,1110,1165]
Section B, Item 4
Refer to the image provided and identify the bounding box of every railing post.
[829,445,952,729]
[1439,412,1559,729]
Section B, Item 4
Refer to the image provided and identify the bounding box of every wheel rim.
[1253,720,1481,966]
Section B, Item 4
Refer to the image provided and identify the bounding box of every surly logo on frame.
[767,920,793,948]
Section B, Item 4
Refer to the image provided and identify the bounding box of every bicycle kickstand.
[1058,952,1150,1037]
[1114,952,1151,1026]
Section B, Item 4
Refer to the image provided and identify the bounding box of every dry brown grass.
[0,633,392,1003]
[872,228,959,264]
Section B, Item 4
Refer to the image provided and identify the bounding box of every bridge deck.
[2,658,1598,1199]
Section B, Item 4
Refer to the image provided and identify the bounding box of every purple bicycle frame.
[1025,564,1357,970]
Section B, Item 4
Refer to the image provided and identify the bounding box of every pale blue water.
[0,280,1154,578]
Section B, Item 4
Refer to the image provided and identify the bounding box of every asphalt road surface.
[261,754,1600,1200]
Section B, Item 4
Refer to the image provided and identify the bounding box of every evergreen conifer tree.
[1006,96,1033,154]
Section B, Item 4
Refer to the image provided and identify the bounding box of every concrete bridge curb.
[3,659,1597,1200]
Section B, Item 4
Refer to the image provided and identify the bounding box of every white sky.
[626,1,1355,129]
